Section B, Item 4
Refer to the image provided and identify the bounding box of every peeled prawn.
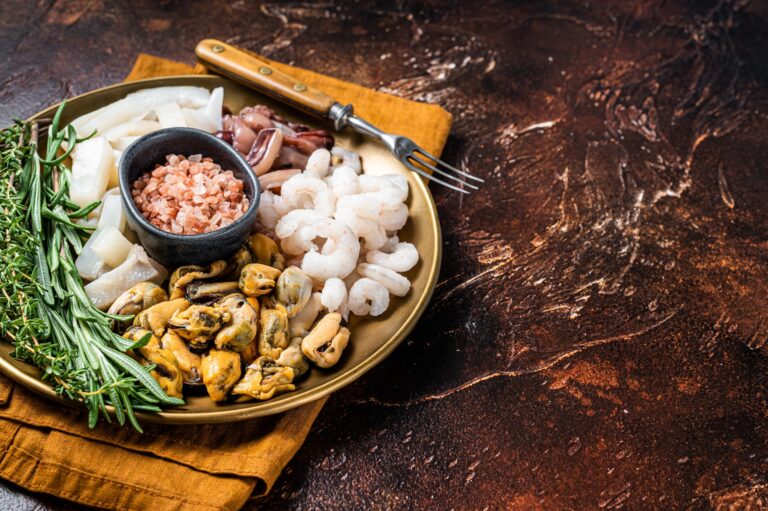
[357,263,410,297]
[275,209,327,255]
[378,203,409,231]
[358,174,409,208]
[348,278,390,316]
[365,242,419,272]
[335,206,387,251]
[281,174,336,217]
[320,277,348,313]
[324,165,359,198]
[337,194,381,219]
[331,147,361,174]
[304,148,331,178]
[301,218,360,281]
[258,190,292,230]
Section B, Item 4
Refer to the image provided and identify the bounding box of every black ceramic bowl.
[119,127,259,269]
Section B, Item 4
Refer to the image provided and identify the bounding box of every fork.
[196,39,483,193]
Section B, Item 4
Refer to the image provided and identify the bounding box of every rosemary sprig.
[0,104,183,432]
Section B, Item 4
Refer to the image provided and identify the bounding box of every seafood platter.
[0,76,440,427]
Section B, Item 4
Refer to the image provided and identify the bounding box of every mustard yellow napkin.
[0,53,452,511]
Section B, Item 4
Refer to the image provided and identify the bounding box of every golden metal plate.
[0,75,441,424]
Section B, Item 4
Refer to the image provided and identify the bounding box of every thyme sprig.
[0,104,183,432]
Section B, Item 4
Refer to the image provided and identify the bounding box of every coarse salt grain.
[132,154,249,235]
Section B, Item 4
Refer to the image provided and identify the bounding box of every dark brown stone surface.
[3,0,768,509]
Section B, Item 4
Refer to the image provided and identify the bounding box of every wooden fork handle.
[195,39,338,118]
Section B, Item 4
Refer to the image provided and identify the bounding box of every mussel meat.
[168,304,230,349]
[161,330,202,385]
[232,356,295,400]
[222,247,253,280]
[275,266,312,318]
[276,336,310,378]
[257,304,289,358]
[186,280,240,302]
[123,326,184,398]
[168,260,227,299]
[246,233,285,270]
[108,282,168,317]
[301,312,350,368]
[200,349,242,402]
[239,263,281,297]
[133,298,191,337]
[214,293,259,352]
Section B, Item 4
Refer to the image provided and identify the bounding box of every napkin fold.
[0,53,452,511]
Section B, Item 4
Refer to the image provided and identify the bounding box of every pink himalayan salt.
[131,154,249,235]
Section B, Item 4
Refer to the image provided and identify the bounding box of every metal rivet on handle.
[259,66,273,75]
[294,83,307,92]
[212,44,225,53]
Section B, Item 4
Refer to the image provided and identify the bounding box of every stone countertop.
[2,1,768,509]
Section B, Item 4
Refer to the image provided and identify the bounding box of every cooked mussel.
[160,330,202,385]
[222,247,253,280]
[240,339,260,365]
[123,326,184,398]
[232,356,295,400]
[258,304,289,358]
[108,282,168,317]
[276,336,310,378]
[168,304,230,349]
[169,260,227,299]
[200,349,242,402]
[288,292,323,338]
[186,280,240,302]
[246,233,285,270]
[301,312,350,368]
[214,293,259,352]
[239,263,282,297]
[133,298,191,337]
[275,266,312,318]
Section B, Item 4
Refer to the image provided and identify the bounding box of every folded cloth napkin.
[0,53,452,511]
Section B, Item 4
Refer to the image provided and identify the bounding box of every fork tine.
[413,148,485,183]
[403,159,470,194]
[408,154,480,190]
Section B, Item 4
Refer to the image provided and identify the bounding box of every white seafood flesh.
[70,136,114,208]
[90,226,133,268]
[73,86,211,137]
[102,118,161,143]
[97,194,127,233]
[155,102,187,129]
[84,245,168,310]
[75,226,112,281]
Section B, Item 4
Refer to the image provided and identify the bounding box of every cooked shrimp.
[331,147,361,173]
[378,203,408,231]
[301,218,360,281]
[358,174,408,208]
[281,174,336,217]
[324,165,359,198]
[321,277,347,313]
[337,193,381,219]
[365,242,419,272]
[381,235,400,253]
[335,206,388,251]
[275,209,326,255]
[357,263,410,297]
[348,278,390,316]
[304,148,331,178]
[258,190,292,230]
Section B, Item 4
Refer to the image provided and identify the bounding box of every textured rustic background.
[2,0,768,509]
